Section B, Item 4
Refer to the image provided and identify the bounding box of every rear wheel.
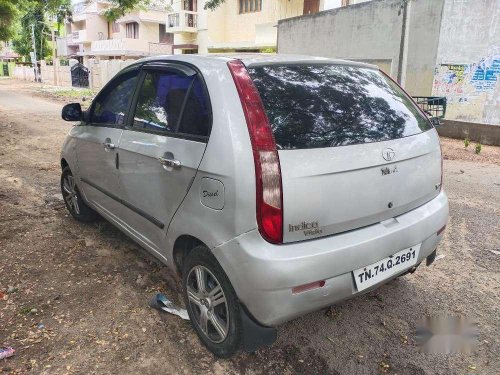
[61,166,98,222]
[182,246,242,357]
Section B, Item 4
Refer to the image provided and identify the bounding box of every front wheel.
[182,246,242,358]
[61,166,98,222]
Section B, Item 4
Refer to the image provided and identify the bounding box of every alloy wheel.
[187,265,229,343]
[62,173,80,215]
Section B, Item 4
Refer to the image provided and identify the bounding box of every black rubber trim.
[239,303,277,352]
[80,177,165,229]
[142,62,197,76]
[426,249,437,266]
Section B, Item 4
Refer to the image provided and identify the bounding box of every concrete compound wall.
[438,120,500,146]
[278,0,499,127]
[432,0,499,125]
[278,0,445,91]
[402,0,444,96]
[278,0,405,77]
[13,59,136,90]
[0,62,15,76]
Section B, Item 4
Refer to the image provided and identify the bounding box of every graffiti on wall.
[432,48,499,124]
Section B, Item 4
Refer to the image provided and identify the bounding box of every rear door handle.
[158,156,181,169]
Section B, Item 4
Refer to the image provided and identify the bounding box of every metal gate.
[412,96,447,119]
[70,63,89,88]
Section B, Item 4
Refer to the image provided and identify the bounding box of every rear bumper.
[212,190,449,326]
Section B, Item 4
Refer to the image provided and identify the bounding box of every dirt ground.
[0,78,499,375]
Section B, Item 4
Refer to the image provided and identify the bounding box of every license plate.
[353,244,421,292]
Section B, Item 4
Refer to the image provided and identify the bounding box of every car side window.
[133,71,193,133]
[91,71,139,126]
[177,76,211,137]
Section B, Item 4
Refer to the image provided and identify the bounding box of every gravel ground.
[0,78,499,374]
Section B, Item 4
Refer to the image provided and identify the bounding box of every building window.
[126,22,139,39]
[112,21,120,33]
[239,0,262,14]
[183,0,196,11]
[303,0,320,14]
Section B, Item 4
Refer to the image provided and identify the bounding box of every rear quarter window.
[247,64,432,149]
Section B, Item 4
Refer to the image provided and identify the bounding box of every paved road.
[0,78,499,374]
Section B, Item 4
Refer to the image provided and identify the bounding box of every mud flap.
[426,249,437,266]
[240,304,277,352]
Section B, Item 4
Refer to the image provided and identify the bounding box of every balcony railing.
[56,36,84,57]
[69,30,88,43]
[166,11,198,33]
[91,38,173,57]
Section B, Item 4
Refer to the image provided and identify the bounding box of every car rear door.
[75,67,140,216]
[247,63,442,243]
[117,62,211,252]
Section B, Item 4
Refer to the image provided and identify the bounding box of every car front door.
[75,67,140,216]
[117,63,211,256]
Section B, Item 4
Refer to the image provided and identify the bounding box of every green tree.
[12,3,50,60]
[10,0,71,60]
[104,0,151,20]
[0,0,17,41]
[204,0,225,10]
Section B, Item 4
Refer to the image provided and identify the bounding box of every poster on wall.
[470,57,499,92]
[432,48,499,124]
[434,52,499,98]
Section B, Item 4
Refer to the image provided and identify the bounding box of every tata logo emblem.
[382,147,396,161]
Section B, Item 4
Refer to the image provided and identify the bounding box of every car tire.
[182,246,242,358]
[61,166,99,223]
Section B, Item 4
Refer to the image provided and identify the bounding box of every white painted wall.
[278,0,499,125]
[432,0,499,125]
[277,0,409,78]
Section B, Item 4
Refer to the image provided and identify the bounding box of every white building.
[57,0,173,61]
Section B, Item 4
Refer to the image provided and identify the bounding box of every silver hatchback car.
[60,54,448,357]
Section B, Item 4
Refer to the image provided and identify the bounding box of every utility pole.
[52,29,58,85]
[31,24,39,82]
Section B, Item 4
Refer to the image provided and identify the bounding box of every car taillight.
[227,60,283,244]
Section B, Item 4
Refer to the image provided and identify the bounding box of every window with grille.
[239,0,262,14]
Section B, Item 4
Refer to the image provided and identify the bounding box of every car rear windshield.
[247,64,432,150]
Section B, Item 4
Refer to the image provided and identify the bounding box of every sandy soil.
[1,78,499,375]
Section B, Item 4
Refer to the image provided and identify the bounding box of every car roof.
[134,53,378,70]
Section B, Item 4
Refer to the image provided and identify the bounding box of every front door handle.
[158,156,181,169]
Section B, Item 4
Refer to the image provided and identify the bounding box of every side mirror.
[429,116,441,127]
[62,103,83,122]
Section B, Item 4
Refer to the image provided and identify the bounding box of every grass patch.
[41,87,96,98]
